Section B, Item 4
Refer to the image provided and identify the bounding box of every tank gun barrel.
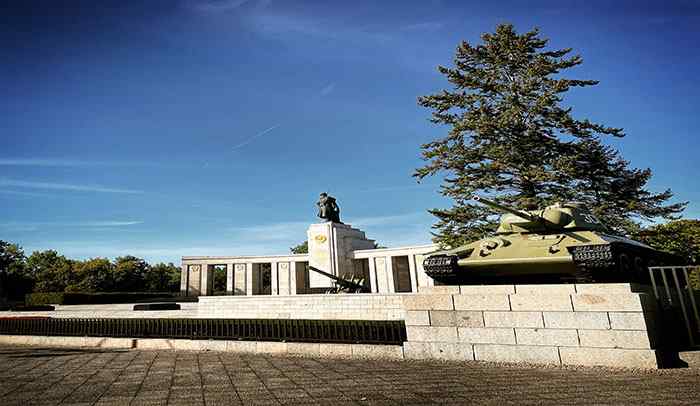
[473,195,539,222]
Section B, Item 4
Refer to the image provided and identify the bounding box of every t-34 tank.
[423,195,679,284]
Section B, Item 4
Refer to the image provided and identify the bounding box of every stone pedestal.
[307,222,375,288]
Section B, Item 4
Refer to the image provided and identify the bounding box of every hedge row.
[25,292,179,306]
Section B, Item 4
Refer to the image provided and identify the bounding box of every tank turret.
[474,195,607,234]
[422,195,680,285]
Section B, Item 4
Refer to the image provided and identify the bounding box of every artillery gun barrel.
[472,195,539,222]
[308,265,366,291]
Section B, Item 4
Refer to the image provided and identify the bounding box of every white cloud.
[78,221,144,227]
[0,221,144,232]
[0,179,144,194]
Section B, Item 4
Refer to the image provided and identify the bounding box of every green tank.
[423,195,679,284]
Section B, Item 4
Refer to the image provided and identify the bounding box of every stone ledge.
[418,286,460,294]
[559,347,658,369]
[474,344,560,365]
[0,335,404,360]
[351,344,404,360]
[574,283,650,294]
[515,284,576,295]
[457,327,516,345]
[459,285,515,295]
[578,330,653,349]
[406,326,458,342]
[403,341,474,361]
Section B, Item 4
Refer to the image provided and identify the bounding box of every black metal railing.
[0,318,406,345]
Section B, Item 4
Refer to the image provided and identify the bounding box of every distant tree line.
[0,240,180,302]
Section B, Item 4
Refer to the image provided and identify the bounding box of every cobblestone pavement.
[0,345,699,405]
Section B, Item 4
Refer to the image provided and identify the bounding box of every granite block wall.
[403,283,660,368]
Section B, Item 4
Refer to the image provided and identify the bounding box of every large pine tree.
[416,24,685,247]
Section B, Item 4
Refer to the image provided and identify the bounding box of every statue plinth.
[307,222,375,288]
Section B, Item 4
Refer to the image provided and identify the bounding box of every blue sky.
[1,0,699,264]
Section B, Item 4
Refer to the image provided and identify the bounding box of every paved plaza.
[0,345,698,405]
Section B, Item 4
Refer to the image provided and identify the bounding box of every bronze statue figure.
[316,192,341,223]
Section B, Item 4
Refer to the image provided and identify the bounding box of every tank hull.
[424,231,679,285]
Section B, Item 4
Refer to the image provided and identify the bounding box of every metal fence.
[0,318,407,345]
[648,266,700,349]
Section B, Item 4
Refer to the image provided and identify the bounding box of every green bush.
[25,292,65,306]
[25,292,177,306]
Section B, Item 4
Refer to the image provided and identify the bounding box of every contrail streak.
[232,124,281,150]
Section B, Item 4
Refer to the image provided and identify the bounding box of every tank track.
[568,242,678,284]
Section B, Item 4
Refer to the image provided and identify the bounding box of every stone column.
[368,256,378,293]
[385,256,396,293]
[277,262,290,295]
[245,263,254,296]
[289,262,297,295]
[234,264,246,295]
[271,262,279,295]
[200,264,210,296]
[408,254,418,293]
[226,264,234,295]
[180,264,188,296]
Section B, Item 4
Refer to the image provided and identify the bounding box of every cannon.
[308,265,369,293]
[423,195,680,284]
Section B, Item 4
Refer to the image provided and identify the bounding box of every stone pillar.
[188,264,202,296]
[385,256,396,293]
[234,264,246,295]
[200,264,211,296]
[278,262,290,295]
[307,222,376,288]
[368,256,378,293]
[271,262,279,295]
[226,264,234,295]
[245,263,253,296]
[375,257,392,293]
[180,264,188,296]
[289,262,297,295]
[408,254,418,293]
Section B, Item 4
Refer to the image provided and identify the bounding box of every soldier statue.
[316,192,341,223]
